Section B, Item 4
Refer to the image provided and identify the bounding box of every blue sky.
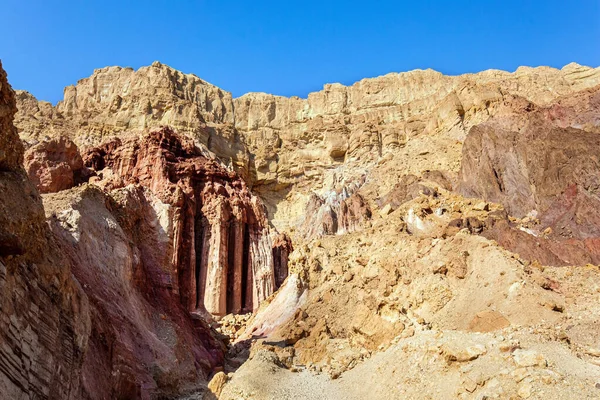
[1,1,599,104]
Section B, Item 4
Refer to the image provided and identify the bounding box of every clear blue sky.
[1,1,599,104]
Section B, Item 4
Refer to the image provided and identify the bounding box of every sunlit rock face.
[44,185,226,399]
[31,127,291,398]
[459,87,600,266]
[8,58,600,399]
[80,127,282,316]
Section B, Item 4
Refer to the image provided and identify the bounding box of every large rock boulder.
[24,136,87,193]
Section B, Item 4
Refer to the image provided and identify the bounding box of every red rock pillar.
[230,220,245,314]
[249,228,275,311]
[202,205,229,316]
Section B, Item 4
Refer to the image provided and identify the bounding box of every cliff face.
[81,128,278,315]
[459,87,600,266]
[44,185,225,399]
[3,61,286,398]
[33,127,285,398]
[0,62,90,399]
[15,62,250,180]
[15,62,600,234]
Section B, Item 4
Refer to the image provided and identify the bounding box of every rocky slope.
[7,60,600,399]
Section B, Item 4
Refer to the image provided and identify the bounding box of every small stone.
[206,371,228,398]
[379,203,392,217]
[343,271,354,282]
[513,349,547,367]
[463,377,478,393]
[557,330,569,342]
[511,367,530,382]
[473,201,489,211]
[517,383,532,398]
[443,343,487,362]
[401,327,415,338]
[585,348,600,357]
[499,340,520,353]
[432,262,448,275]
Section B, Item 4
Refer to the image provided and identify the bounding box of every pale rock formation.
[15,62,600,233]
[16,62,251,180]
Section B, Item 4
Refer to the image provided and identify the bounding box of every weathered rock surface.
[272,233,293,289]
[0,61,90,399]
[298,180,372,240]
[24,136,88,193]
[9,60,600,399]
[80,127,280,316]
[460,87,600,265]
[15,62,600,233]
[45,185,224,399]
[15,62,252,180]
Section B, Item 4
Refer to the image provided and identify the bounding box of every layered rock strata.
[0,61,90,399]
[44,185,224,399]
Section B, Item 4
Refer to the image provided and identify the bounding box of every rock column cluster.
[82,128,286,316]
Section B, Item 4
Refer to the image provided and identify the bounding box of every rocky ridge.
[15,62,600,232]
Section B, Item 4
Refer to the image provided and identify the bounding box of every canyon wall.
[44,184,225,399]
[13,60,600,268]
[0,61,90,399]
[19,126,287,398]
[6,57,600,399]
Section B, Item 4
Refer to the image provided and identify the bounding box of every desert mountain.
[2,60,600,399]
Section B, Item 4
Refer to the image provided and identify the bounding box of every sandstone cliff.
[15,62,600,235]
[44,185,225,399]
[80,127,279,315]
[32,128,289,398]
